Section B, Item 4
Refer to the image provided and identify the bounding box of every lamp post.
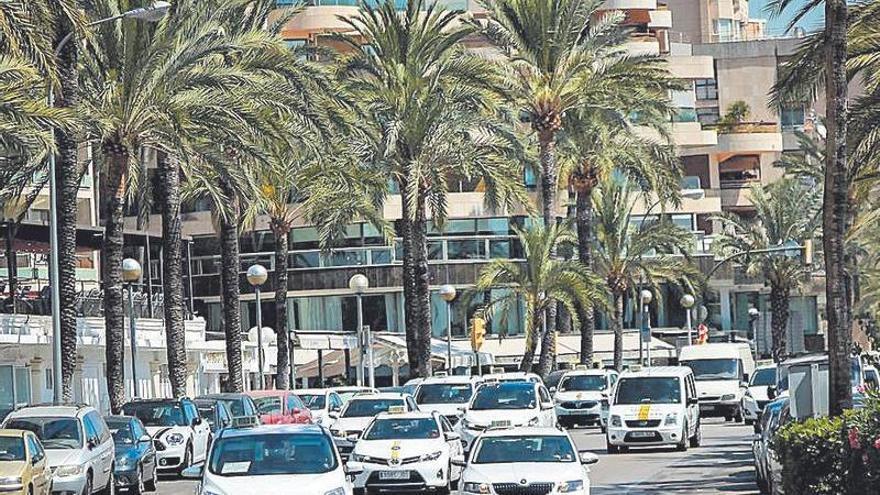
[680,294,696,345]
[122,258,142,399]
[48,1,171,405]
[349,274,369,387]
[247,264,268,389]
[640,289,653,366]
[439,285,457,374]
[748,307,760,361]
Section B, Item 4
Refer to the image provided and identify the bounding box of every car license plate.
[631,431,654,438]
[700,405,715,412]
[490,420,511,428]
[379,471,410,480]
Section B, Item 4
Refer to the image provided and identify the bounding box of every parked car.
[193,399,234,434]
[121,398,212,473]
[293,389,344,427]
[105,415,158,493]
[195,393,260,426]
[742,364,777,426]
[752,398,788,495]
[0,428,52,495]
[246,390,313,425]
[3,405,115,495]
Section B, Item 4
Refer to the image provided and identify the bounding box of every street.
[151,419,757,495]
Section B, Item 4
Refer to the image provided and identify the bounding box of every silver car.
[4,405,116,495]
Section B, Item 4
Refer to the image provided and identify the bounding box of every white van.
[679,343,755,422]
[606,367,701,453]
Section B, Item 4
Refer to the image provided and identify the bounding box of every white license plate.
[630,431,654,438]
[490,420,511,428]
[379,471,410,480]
[700,405,715,411]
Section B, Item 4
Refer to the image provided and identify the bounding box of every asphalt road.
[151,418,758,495]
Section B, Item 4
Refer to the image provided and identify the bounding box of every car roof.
[198,393,250,400]
[0,429,28,438]
[294,388,331,395]
[332,386,378,393]
[7,405,89,418]
[419,375,481,385]
[105,415,136,422]
[479,426,569,438]
[217,423,327,440]
[125,398,186,404]
[620,366,693,378]
[349,392,410,401]
[755,364,777,371]
[374,411,436,420]
[245,390,294,398]
[560,369,608,377]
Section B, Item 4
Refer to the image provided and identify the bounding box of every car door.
[439,416,463,479]
[685,375,699,436]
[27,434,51,495]
[94,413,115,487]
[537,386,555,426]
[82,412,110,490]
[183,401,210,461]
[133,419,156,476]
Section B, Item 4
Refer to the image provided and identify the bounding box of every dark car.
[196,393,260,425]
[106,415,157,493]
[194,399,233,434]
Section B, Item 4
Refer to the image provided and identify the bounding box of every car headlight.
[331,428,344,438]
[721,394,736,401]
[462,481,491,494]
[610,415,622,427]
[527,416,540,426]
[558,479,584,493]
[421,450,443,462]
[664,412,678,426]
[324,488,346,495]
[0,477,22,488]
[166,433,185,445]
[55,464,84,477]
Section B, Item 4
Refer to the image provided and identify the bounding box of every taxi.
[0,429,52,495]
[456,427,597,495]
[413,375,482,426]
[347,409,463,493]
[330,393,419,460]
[552,369,618,430]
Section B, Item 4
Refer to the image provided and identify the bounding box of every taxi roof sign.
[387,405,406,414]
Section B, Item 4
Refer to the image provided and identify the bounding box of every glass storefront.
[0,365,31,421]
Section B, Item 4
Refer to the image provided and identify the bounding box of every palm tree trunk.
[824,0,852,416]
[576,188,596,365]
[769,282,790,363]
[157,152,187,398]
[4,223,17,312]
[54,22,80,403]
[519,304,542,372]
[612,292,624,371]
[399,178,421,377]
[219,198,244,393]
[537,130,558,375]
[101,146,127,414]
[413,184,432,378]
[272,221,290,390]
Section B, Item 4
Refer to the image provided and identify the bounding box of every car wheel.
[676,425,689,452]
[606,443,619,454]
[735,408,744,423]
[80,473,92,495]
[689,421,702,447]
[179,445,193,475]
[98,470,114,495]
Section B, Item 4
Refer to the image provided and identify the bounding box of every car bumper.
[607,426,685,446]
[50,472,88,495]
[353,459,448,492]
[156,444,188,469]
[115,467,140,487]
[555,404,606,423]
[698,401,740,417]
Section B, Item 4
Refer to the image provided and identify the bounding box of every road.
[152,419,757,495]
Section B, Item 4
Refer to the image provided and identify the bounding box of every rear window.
[6,417,82,450]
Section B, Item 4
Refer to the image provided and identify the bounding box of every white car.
[4,405,115,495]
[456,380,556,452]
[456,427,598,495]
[552,369,618,430]
[606,367,702,453]
[679,343,755,422]
[122,398,211,472]
[182,423,358,495]
[330,393,419,460]
[413,376,482,426]
[742,364,777,425]
[331,387,379,405]
[348,411,464,493]
[295,389,345,426]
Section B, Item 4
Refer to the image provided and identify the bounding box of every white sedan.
[456,427,598,495]
[347,411,463,493]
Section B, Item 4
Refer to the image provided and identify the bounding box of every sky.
[749,0,825,37]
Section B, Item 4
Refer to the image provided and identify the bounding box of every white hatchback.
[552,369,618,430]
[456,427,597,495]
[456,381,556,452]
[413,376,482,426]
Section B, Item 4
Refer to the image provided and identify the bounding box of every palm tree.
[475,221,604,374]
[334,0,527,377]
[592,174,698,370]
[713,179,821,362]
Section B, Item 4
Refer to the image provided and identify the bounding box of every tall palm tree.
[713,179,821,362]
[334,0,527,377]
[475,221,604,373]
[592,174,698,370]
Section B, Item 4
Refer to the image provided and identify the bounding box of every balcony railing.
[709,121,780,134]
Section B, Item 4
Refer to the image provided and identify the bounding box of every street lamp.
[247,264,268,389]
[122,258,142,398]
[349,274,370,387]
[680,294,696,345]
[48,1,171,405]
[640,289,653,366]
[748,307,760,361]
[439,285,457,373]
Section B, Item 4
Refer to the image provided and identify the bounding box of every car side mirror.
[139,434,152,444]
[740,381,749,389]
[445,432,460,442]
[328,411,340,420]
[687,397,699,406]
[87,437,99,450]
[347,432,360,443]
[743,373,750,383]
[549,387,556,394]
[192,417,202,427]
[541,402,554,410]
[181,465,203,479]
[767,386,777,400]
[579,452,599,465]
[345,461,364,476]
[451,455,467,467]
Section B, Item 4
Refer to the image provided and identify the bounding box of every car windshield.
[253,397,283,415]
[415,384,473,404]
[297,394,326,409]
[0,437,26,461]
[470,383,536,410]
[614,377,681,405]
[209,433,337,476]
[122,403,186,427]
[559,375,605,392]
[682,359,740,381]
[196,406,216,427]
[6,417,81,449]
[474,436,575,464]
[364,418,440,440]
[342,399,404,418]
[750,368,777,387]
[217,398,247,417]
[105,420,135,445]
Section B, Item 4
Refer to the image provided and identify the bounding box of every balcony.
[648,9,672,28]
[622,34,661,56]
[712,122,783,155]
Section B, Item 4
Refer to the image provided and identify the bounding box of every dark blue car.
[106,415,158,493]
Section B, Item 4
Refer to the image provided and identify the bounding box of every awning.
[480,330,676,366]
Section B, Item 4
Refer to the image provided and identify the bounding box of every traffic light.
[803,239,814,265]
[470,317,486,352]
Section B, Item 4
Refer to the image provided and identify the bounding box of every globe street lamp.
[680,294,696,345]
[247,264,268,389]
[349,274,370,387]
[640,289,653,366]
[122,258,142,398]
[439,285,457,373]
[48,1,171,405]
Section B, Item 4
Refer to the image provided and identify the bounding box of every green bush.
[774,393,880,494]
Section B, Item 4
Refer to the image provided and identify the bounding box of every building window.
[696,107,720,125]
[695,79,718,100]
[714,19,736,42]
[719,155,761,188]
[780,104,806,130]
